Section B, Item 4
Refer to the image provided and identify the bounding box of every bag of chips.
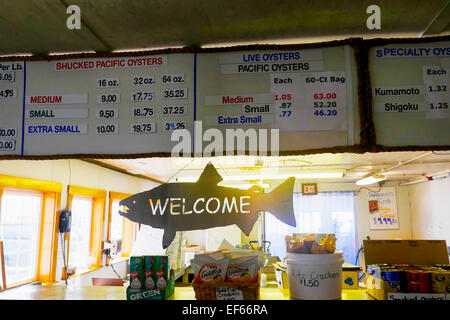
[191,253,229,284]
[226,256,259,284]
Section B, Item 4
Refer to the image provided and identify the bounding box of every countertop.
[0,284,373,300]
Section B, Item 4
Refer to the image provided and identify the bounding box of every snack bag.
[191,254,229,283]
[311,241,328,254]
[226,256,259,283]
[196,250,226,260]
[301,233,317,253]
[323,234,337,253]
[285,236,308,254]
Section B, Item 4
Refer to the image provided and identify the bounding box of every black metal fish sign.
[119,162,296,248]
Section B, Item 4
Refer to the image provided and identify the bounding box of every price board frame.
[1,36,448,160]
[364,35,450,152]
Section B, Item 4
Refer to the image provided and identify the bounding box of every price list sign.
[370,40,450,146]
[196,45,356,152]
[0,62,24,155]
[271,72,347,131]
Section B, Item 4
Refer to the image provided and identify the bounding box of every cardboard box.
[363,240,449,300]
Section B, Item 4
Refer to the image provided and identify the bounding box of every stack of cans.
[405,269,431,293]
[430,270,450,293]
[366,263,450,293]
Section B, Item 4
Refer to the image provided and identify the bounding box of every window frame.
[64,185,106,279]
[0,174,62,288]
[107,192,136,265]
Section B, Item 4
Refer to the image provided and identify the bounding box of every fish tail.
[260,177,296,227]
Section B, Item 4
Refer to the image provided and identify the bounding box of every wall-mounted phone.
[59,210,72,233]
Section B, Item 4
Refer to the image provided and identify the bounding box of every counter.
[0,284,373,300]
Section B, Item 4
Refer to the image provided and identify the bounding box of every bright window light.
[0,189,42,286]
[68,196,93,270]
[356,174,386,186]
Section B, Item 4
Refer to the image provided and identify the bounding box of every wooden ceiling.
[1,0,449,55]
[95,151,450,184]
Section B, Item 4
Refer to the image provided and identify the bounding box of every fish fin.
[237,217,258,236]
[260,177,296,227]
[248,185,263,193]
[196,162,223,185]
[162,229,177,249]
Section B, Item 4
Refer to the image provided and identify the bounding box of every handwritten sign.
[215,287,244,300]
[367,187,399,230]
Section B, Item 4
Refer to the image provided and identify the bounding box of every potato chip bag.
[226,256,259,283]
[191,254,229,283]
[311,241,328,254]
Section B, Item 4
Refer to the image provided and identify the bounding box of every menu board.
[0,61,25,155]
[370,40,450,146]
[0,43,362,157]
[196,45,359,153]
[23,54,194,155]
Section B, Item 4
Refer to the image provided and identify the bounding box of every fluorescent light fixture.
[48,51,96,56]
[0,53,33,57]
[356,174,386,186]
[176,170,345,182]
[219,183,271,189]
[111,46,184,53]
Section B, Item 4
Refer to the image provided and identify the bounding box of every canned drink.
[388,280,402,291]
[406,270,431,283]
[384,269,402,281]
[434,264,450,270]
[431,271,450,284]
[431,283,450,293]
[407,281,431,293]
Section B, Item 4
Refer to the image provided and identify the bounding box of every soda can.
[407,281,431,293]
[388,280,402,291]
[431,271,450,284]
[384,269,402,281]
[431,283,449,293]
[406,270,431,283]
[434,264,450,270]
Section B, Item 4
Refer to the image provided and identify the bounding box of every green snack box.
[129,256,144,289]
[126,255,174,300]
[143,256,156,290]
[152,255,169,291]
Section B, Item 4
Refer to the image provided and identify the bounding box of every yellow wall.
[0,159,159,285]
[409,177,450,245]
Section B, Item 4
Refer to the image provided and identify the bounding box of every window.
[265,192,357,264]
[68,196,93,270]
[0,189,42,286]
[110,199,123,243]
[65,186,106,278]
[0,174,61,288]
[107,192,136,262]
